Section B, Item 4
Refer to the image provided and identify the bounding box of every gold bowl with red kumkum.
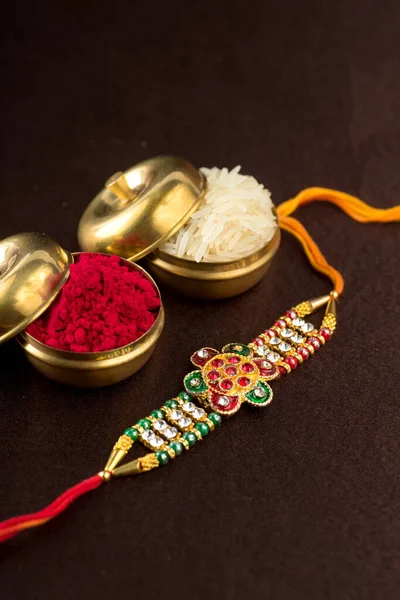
[0,234,164,387]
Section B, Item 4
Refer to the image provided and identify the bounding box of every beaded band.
[101,291,337,479]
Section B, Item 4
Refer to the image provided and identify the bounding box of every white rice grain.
[160,166,276,263]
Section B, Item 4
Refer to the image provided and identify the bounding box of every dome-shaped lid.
[78,155,206,261]
[0,232,72,345]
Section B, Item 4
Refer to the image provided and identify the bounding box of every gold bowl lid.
[77,155,206,260]
[0,232,72,345]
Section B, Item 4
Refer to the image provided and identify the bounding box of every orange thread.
[277,187,400,295]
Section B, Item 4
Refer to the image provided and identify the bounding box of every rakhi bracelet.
[101,292,337,479]
[0,186,398,544]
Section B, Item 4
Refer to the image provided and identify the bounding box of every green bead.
[178,391,191,402]
[183,431,197,447]
[151,409,165,419]
[156,451,170,466]
[124,427,139,441]
[164,399,178,409]
[137,418,151,430]
[195,422,210,438]
[209,413,222,427]
[170,441,184,456]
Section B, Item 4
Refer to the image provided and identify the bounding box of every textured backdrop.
[1,1,400,598]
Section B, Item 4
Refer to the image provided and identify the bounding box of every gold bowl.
[77,155,281,300]
[145,225,280,300]
[17,255,164,387]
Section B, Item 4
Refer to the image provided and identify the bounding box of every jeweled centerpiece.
[184,342,279,415]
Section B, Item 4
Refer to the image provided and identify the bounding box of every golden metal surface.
[292,301,313,318]
[112,459,142,478]
[105,171,132,201]
[0,232,72,345]
[104,448,129,472]
[146,225,280,300]
[138,453,159,472]
[16,254,165,387]
[78,156,206,261]
[325,297,337,319]
[308,294,332,312]
[98,470,112,482]
[113,434,134,452]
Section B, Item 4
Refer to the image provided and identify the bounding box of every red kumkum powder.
[27,253,160,352]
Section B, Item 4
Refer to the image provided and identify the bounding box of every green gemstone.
[179,391,191,402]
[156,450,170,466]
[124,427,139,441]
[137,418,151,430]
[195,422,210,438]
[151,409,165,419]
[245,381,271,405]
[170,441,184,456]
[209,413,222,427]
[183,431,197,447]
[164,399,178,409]
[184,371,207,394]
[222,343,252,357]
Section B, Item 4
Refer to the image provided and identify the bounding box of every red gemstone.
[297,346,310,360]
[191,347,219,367]
[242,362,254,373]
[209,391,240,414]
[254,357,278,378]
[225,366,237,376]
[319,328,332,341]
[274,319,286,329]
[284,356,299,370]
[228,356,241,364]
[285,310,297,320]
[208,370,220,381]
[253,337,264,346]
[238,376,251,387]
[279,365,287,376]
[208,380,219,389]
[220,379,233,390]
[264,329,275,338]
[308,337,321,350]
[212,358,224,368]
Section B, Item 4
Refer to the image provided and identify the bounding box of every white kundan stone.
[254,386,267,398]
[281,328,294,338]
[163,427,178,440]
[170,409,183,420]
[278,341,291,353]
[292,318,305,327]
[153,419,167,431]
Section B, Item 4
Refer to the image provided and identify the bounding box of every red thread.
[0,474,103,543]
[27,253,160,352]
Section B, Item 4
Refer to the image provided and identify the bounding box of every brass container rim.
[18,252,164,364]
[149,223,280,281]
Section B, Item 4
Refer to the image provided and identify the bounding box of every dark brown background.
[1,1,399,598]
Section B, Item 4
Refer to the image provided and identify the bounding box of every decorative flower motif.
[183,343,279,416]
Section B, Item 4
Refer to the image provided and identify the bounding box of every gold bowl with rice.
[78,157,280,300]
